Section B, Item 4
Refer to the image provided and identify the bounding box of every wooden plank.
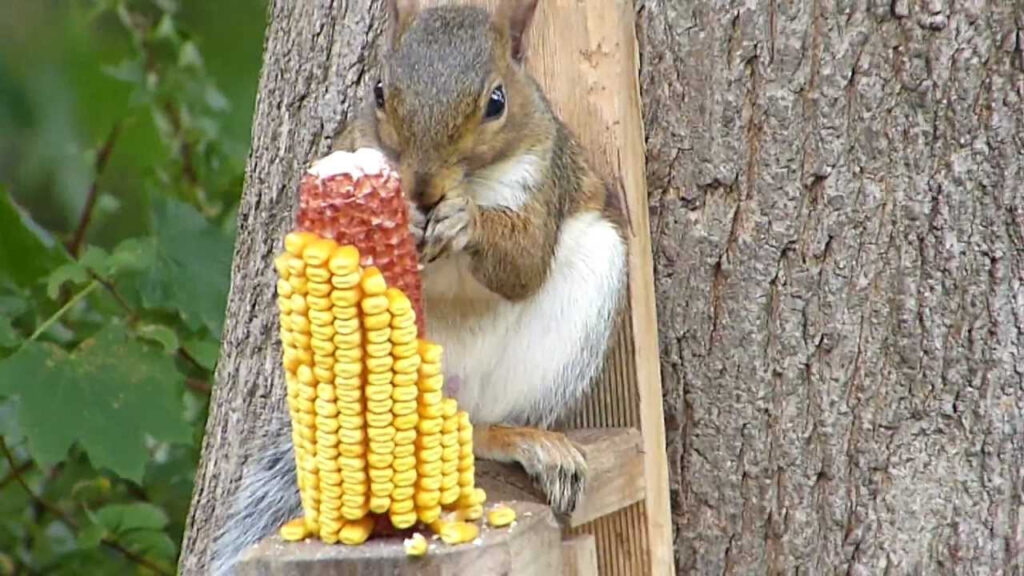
[236,501,561,576]
[472,428,645,527]
[420,1,673,574]
[562,535,599,576]
[566,429,644,527]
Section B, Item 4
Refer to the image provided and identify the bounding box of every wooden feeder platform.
[237,429,643,575]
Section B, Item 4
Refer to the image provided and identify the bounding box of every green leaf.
[0,318,19,348]
[0,190,67,289]
[135,324,179,353]
[182,338,219,370]
[0,324,190,482]
[86,502,176,561]
[108,237,156,274]
[141,198,232,336]
[46,262,90,300]
[93,502,168,532]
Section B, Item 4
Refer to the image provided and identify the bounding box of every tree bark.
[178,2,388,573]
[638,0,1024,574]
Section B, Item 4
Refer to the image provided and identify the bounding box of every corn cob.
[272,148,500,547]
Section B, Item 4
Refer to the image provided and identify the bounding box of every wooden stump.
[235,501,561,576]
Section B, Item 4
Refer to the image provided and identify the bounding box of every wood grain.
[562,534,599,576]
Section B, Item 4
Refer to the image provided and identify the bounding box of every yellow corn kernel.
[439,522,479,545]
[331,271,362,289]
[418,362,442,377]
[459,488,487,508]
[404,533,428,557]
[393,371,418,386]
[367,398,394,414]
[393,355,421,374]
[418,506,443,524]
[486,505,516,527]
[394,428,416,445]
[274,254,293,277]
[365,340,392,357]
[301,238,336,266]
[361,294,390,315]
[390,510,418,530]
[361,267,387,295]
[391,313,416,329]
[418,417,443,436]
[279,518,310,542]
[333,316,360,334]
[415,490,441,508]
[368,467,394,483]
[339,517,374,545]
[366,328,392,344]
[392,340,419,359]
[417,341,443,363]
[455,505,483,522]
[306,266,331,283]
[370,481,395,497]
[307,282,332,298]
[440,485,460,506]
[333,330,362,350]
[369,495,391,514]
[366,355,394,373]
[328,245,360,275]
[283,229,317,255]
[392,385,418,403]
[342,503,369,521]
[391,325,417,344]
[331,288,363,307]
[368,452,395,468]
[394,443,416,458]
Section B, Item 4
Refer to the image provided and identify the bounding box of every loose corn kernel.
[439,521,479,545]
[486,505,517,528]
[279,518,310,542]
[404,533,428,557]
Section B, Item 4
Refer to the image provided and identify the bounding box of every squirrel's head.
[374,0,546,208]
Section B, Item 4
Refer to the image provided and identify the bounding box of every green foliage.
[0,0,265,573]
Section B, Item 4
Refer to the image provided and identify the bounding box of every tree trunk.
[178,2,388,573]
[638,0,1024,574]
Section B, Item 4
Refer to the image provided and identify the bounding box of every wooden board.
[563,535,599,576]
[418,0,676,574]
[236,501,561,576]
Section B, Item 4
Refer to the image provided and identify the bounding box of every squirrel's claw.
[422,196,477,263]
[519,435,588,518]
[407,199,426,248]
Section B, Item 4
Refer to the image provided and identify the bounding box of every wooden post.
[419,0,675,574]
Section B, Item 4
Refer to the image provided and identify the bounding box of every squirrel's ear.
[386,0,418,47]
[497,0,539,62]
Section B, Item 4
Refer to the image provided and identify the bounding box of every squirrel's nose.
[412,171,440,208]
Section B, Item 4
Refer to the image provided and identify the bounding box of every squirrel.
[210,1,627,574]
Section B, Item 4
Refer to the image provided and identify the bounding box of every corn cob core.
[273,149,495,547]
[296,148,425,335]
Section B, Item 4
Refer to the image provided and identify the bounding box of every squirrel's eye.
[484,85,505,121]
[374,81,385,109]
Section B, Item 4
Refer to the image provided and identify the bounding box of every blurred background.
[0,0,266,573]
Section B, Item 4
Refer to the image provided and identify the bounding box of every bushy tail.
[209,431,301,576]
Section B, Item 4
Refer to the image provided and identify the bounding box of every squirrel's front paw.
[519,434,588,517]
[406,199,426,248]
[422,196,478,263]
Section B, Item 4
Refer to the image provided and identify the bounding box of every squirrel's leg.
[427,210,627,516]
[473,425,589,517]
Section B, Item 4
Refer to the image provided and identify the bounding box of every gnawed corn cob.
[273,149,495,546]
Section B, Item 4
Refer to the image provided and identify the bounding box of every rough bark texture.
[638,0,1024,574]
[179,1,388,573]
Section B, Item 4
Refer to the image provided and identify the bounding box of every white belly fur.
[421,211,626,427]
